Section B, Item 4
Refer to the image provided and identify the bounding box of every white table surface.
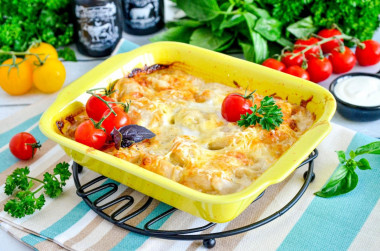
[1,4,379,250]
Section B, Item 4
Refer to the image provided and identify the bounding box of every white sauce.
[177,125,200,137]
[334,76,380,107]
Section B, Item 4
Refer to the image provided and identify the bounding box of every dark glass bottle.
[122,0,164,35]
[73,0,123,57]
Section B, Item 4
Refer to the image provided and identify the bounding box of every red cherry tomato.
[284,65,310,80]
[74,120,107,149]
[101,106,131,137]
[355,40,380,66]
[221,93,253,122]
[281,49,304,67]
[86,95,117,121]
[9,132,41,160]
[262,58,286,71]
[317,29,343,53]
[307,56,333,83]
[295,37,321,59]
[329,47,356,74]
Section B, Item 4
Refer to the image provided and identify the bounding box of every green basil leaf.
[166,19,204,28]
[244,4,270,18]
[243,12,268,63]
[286,16,317,39]
[254,17,282,41]
[357,158,371,170]
[251,31,268,64]
[355,141,380,155]
[238,40,255,62]
[177,0,220,21]
[243,12,258,30]
[349,150,356,159]
[315,165,358,198]
[150,26,194,43]
[211,15,225,35]
[336,150,346,164]
[216,34,236,52]
[190,27,233,51]
[276,37,293,47]
[220,14,245,30]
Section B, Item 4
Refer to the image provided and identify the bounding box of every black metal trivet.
[72,149,318,249]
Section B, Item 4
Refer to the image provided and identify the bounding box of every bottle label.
[123,0,161,30]
[75,3,120,51]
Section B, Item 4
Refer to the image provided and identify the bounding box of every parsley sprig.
[4,162,71,218]
[315,141,380,198]
[237,96,283,130]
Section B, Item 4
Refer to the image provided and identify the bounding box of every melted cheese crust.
[63,67,315,195]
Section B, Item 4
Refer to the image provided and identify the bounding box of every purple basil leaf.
[116,125,155,148]
[111,127,122,150]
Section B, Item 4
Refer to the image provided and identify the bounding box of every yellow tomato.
[26,42,58,68]
[0,58,33,95]
[33,58,66,93]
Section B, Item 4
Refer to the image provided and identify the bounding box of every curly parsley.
[238,96,283,130]
[4,162,71,218]
[0,0,74,63]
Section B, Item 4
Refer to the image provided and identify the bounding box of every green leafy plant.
[315,141,380,198]
[237,96,283,130]
[4,162,71,218]
[0,0,74,63]
[152,0,379,63]
[261,0,380,42]
[58,47,77,62]
[152,0,289,63]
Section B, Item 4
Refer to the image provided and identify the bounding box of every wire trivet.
[72,149,318,248]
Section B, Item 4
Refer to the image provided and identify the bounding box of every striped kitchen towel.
[0,39,379,251]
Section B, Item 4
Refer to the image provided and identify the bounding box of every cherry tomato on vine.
[33,58,66,93]
[74,120,107,149]
[281,49,304,67]
[86,95,117,121]
[9,132,41,160]
[355,40,380,66]
[101,106,131,137]
[262,58,286,72]
[307,56,333,83]
[0,58,33,95]
[221,93,254,122]
[295,37,320,59]
[329,47,356,74]
[317,29,343,53]
[26,42,58,68]
[284,65,310,80]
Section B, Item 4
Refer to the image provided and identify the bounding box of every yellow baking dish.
[39,42,336,223]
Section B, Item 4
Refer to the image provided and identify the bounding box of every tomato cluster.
[0,42,66,95]
[75,93,131,149]
[262,28,380,83]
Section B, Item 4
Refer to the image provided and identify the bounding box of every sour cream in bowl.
[329,73,380,121]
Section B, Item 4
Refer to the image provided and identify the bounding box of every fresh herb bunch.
[4,162,71,218]
[0,0,74,63]
[153,0,379,63]
[261,0,380,42]
[238,96,283,130]
[152,0,292,63]
[315,141,380,198]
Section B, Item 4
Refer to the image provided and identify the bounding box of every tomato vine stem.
[289,34,353,60]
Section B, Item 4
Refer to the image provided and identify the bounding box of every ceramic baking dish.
[39,42,336,223]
